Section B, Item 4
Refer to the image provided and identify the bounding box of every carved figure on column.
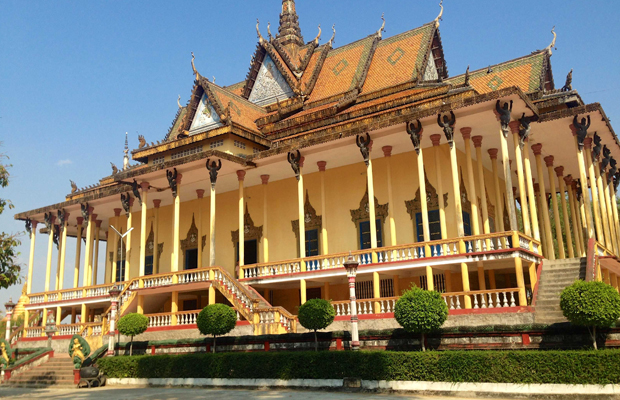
[132,179,142,205]
[356,133,372,166]
[614,171,620,192]
[601,146,611,171]
[120,193,131,216]
[592,133,602,162]
[575,179,583,202]
[53,225,60,249]
[206,159,222,189]
[406,120,423,154]
[57,209,66,232]
[25,219,32,235]
[44,212,53,232]
[495,100,513,137]
[437,111,456,147]
[80,203,90,227]
[167,168,178,198]
[518,113,532,149]
[573,115,590,150]
[287,150,302,180]
[608,158,617,185]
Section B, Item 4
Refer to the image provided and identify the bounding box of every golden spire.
[377,13,386,38]
[434,0,444,28]
[545,26,557,55]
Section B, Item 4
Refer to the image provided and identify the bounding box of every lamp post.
[107,285,121,356]
[4,299,15,341]
[110,225,133,282]
[44,319,57,349]
[343,252,359,351]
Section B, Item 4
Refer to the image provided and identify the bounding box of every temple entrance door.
[236,239,258,266]
[185,249,198,270]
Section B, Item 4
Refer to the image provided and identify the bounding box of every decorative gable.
[422,52,439,81]
[189,93,223,133]
[248,55,294,106]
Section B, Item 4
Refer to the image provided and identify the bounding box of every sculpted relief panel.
[248,55,294,106]
[190,93,223,133]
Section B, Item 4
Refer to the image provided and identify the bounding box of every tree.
[0,150,21,289]
[297,299,335,351]
[560,280,620,349]
[197,304,236,353]
[394,286,448,351]
[117,313,148,356]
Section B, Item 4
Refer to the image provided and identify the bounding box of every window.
[305,229,319,256]
[144,255,153,276]
[171,146,203,160]
[236,239,258,265]
[420,274,446,293]
[463,211,472,236]
[355,279,394,299]
[359,219,383,250]
[152,156,164,165]
[234,140,246,149]
[209,139,224,149]
[253,147,261,154]
[185,249,198,270]
[115,260,125,283]
[415,210,442,242]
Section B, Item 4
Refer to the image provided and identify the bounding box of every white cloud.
[57,159,73,166]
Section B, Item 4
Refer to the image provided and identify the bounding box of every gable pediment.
[189,93,223,133]
[248,54,294,106]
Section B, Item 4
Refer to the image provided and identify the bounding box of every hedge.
[98,349,620,384]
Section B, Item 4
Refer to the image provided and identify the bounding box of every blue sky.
[1,0,619,309]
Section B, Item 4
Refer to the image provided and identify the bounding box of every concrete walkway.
[0,387,501,400]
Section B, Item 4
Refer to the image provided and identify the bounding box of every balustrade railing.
[58,324,81,336]
[176,310,200,325]
[332,297,398,316]
[146,313,172,328]
[25,327,42,338]
[442,288,521,310]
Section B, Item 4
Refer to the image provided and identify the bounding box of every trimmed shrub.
[560,280,620,349]
[97,349,620,384]
[297,299,336,351]
[117,313,149,356]
[197,304,237,352]
[394,286,448,351]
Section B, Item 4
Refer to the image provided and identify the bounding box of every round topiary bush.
[394,286,448,351]
[560,280,620,349]
[297,298,335,351]
[117,313,149,356]
[197,304,237,353]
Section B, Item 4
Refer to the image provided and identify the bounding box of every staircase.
[534,258,586,324]
[5,355,75,388]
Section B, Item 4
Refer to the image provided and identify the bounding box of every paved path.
[0,387,502,400]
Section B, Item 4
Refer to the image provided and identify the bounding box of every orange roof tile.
[208,83,267,133]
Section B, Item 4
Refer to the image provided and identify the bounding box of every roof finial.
[464,65,470,86]
[434,0,444,28]
[328,24,336,46]
[177,95,182,109]
[562,69,573,91]
[123,132,129,170]
[377,13,386,38]
[191,52,198,77]
[312,24,322,46]
[545,26,557,55]
[256,19,266,44]
[267,22,273,41]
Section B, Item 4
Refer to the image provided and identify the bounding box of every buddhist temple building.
[10,1,620,345]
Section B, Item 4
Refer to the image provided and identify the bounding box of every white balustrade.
[58,324,80,336]
[178,270,209,284]
[143,275,173,288]
[61,290,83,300]
[26,328,42,338]
[47,293,59,302]
[443,290,519,310]
[30,295,45,304]
[177,311,198,325]
[332,298,396,316]
[147,314,172,328]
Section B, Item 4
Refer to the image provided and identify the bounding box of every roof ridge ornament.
[464,65,470,86]
[434,0,443,28]
[191,52,198,77]
[377,13,386,38]
[562,69,572,91]
[267,22,273,42]
[312,24,322,46]
[177,95,182,109]
[328,24,336,46]
[545,26,557,55]
[256,19,266,45]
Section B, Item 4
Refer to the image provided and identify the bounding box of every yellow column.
[528,262,538,288]
[488,270,497,289]
[611,273,619,291]
[44,214,56,292]
[431,135,448,238]
[544,157,565,258]
[460,263,471,309]
[57,214,68,290]
[196,189,205,269]
[209,180,217,266]
[477,263,486,290]
[532,144,555,260]
[514,257,527,306]
[450,138,465,237]
[92,220,101,285]
[74,218,83,288]
[444,271,452,292]
[584,138,605,243]
[55,306,62,328]
[393,275,400,296]
[83,208,94,287]
[171,291,178,325]
[509,122,531,236]
[139,182,150,277]
[472,136,490,234]
[425,267,434,291]
[373,271,381,312]
[489,149,505,232]
[602,169,619,255]
[534,184,549,257]
[574,135,595,240]
[237,170,246,276]
[126,199,134,280]
[323,282,330,300]
[604,169,620,253]
[565,177,584,256]
[523,138,540,241]
[54,223,62,291]
[366,147,378,261]
[555,167,574,258]
[416,146,430,242]
[171,173,182,273]
[381,150,397,246]
[461,128,480,237]
[317,162,329,254]
[499,125,518,231]
[111,210,120,282]
[137,295,144,314]
[261,176,270,262]
[594,159,613,250]
[152,201,161,274]
[300,279,307,304]
[26,220,38,294]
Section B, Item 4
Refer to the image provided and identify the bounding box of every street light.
[110,225,133,283]
[107,285,121,356]
[343,252,360,351]
[4,299,15,341]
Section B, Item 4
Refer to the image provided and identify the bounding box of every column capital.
[260,174,270,184]
[544,155,554,167]
[534,183,540,192]
[91,214,98,222]
[583,137,593,149]
[77,217,84,226]
[509,120,521,135]
[460,127,472,140]
[367,141,374,153]
[153,199,161,208]
[488,148,498,159]
[472,135,483,148]
[430,134,442,146]
[236,170,246,181]
[31,220,39,230]
[176,173,183,186]
[554,166,565,177]
[564,175,573,186]
[531,143,543,155]
[299,156,305,168]
[128,197,135,207]
[381,146,392,157]
[317,161,327,171]
[95,220,102,228]
[114,208,122,217]
[196,189,205,199]
[140,182,150,192]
